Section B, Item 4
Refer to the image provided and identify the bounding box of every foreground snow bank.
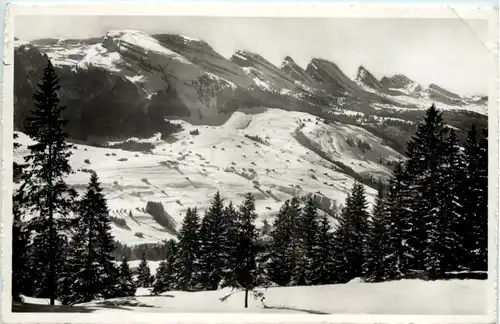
[70,279,488,314]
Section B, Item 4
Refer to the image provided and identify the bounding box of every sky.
[15,16,491,95]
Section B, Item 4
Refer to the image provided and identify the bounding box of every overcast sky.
[15,16,490,95]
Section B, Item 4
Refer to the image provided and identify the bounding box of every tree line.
[12,60,487,309]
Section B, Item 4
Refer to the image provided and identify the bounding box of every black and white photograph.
[1,3,497,323]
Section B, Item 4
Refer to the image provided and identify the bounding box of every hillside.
[14,108,403,245]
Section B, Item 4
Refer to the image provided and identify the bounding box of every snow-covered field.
[14,108,402,246]
[18,279,488,314]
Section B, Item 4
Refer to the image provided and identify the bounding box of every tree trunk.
[244,286,249,308]
[48,143,55,306]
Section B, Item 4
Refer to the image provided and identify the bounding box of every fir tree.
[424,129,464,277]
[268,200,294,286]
[334,181,370,281]
[137,253,153,288]
[364,181,391,282]
[235,193,259,308]
[293,197,320,285]
[270,197,302,286]
[19,59,76,305]
[116,256,136,297]
[383,162,412,280]
[195,191,228,290]
[60,173,119,304]
[173,207,200,291]
[462,125,488,271]
[12,134,30,301]
[152,240,177,295]
[308,213,335,285]
[219,201,241,288]
[404,104,447,271]
[476,128,488,271]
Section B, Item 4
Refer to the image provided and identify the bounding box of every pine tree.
[173,207,200,291]
[404,104,447,271]
[19,59,76,305]
[383,162,412,280]
[293,197,320,285]
[235,193,259,308]
[59,173,119,304]
[270,198,302,286]
[153,240,177,295]
[116,256,136,297]
[12,134,30,301]
[308,213,335,285]
[476,128,488,271]
[137,253,153,288]
[219,202,241,288]
[195,191,228,290]
[334,181,370,281]
[364,181,391,282]
[424,129,464,277]
[268,200,293,286]
[462,125,488,271]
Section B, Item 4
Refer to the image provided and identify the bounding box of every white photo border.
[1,2,498,324]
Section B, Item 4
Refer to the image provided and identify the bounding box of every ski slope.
[14,108,403,246]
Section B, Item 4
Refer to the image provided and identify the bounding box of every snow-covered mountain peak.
[102,30,191,62]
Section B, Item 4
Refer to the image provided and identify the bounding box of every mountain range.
[14,30,487,141]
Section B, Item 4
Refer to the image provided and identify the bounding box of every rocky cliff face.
[306,58,364,95]
[355,65,383,91]
[280,56,315,86]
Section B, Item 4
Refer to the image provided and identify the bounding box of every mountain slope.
[14,108,403,245]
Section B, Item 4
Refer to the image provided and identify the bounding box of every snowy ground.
[15,108,402,246]
[16,279,488,314]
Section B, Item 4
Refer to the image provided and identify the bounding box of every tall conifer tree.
[334,181,370,281]
[153,240,177,294]
[60,173,119,305]
[195,191,228,290]
[235,193,258,308]
[364,181,391,282]
[12,134,30,301]
[219,202,240,288]
[404,104,447,271]
[137,252,153,288]
[384,162,412,280]
[173,207,201,291]
[116,256,136,297]
[20,60,76,305]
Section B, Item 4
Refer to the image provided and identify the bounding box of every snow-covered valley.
[14,108,403,246]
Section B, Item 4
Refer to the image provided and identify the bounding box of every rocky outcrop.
[428,83,465,106]
[306,58,364,95]
[280,56,315,85]
[355,65,383,91]
[380,74,422,93]
[230,50,299,91]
